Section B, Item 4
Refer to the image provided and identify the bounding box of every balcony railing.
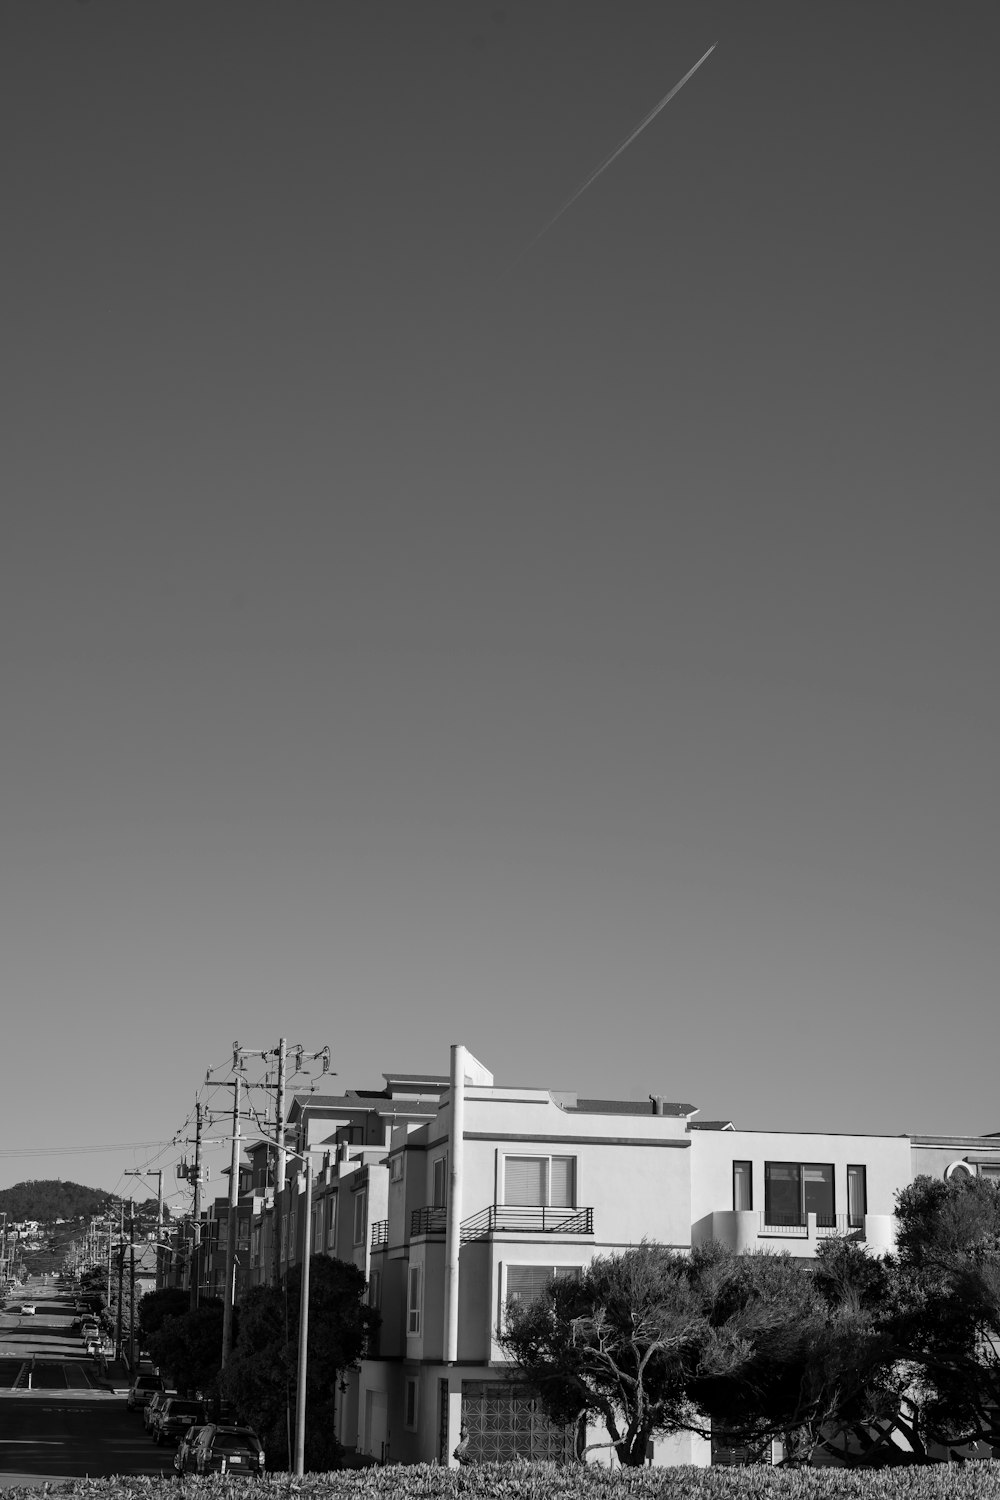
[759,1213,863,1238]
[411,1206,448,1237]
[461,1205,594,1239]
[370,1219,389,1248]
[409,1204,595,1240]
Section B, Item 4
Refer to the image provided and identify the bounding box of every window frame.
[501,1153,577,1209]
[732,1160,753,1212]
[325,1194,338,1250]
[763,1161,836,1227]
[432,1154,448,1209]
[500,1263,581,1330]
[407,1264,422,1336]
[353,1188,367,1247]
[403,1376,419,1431]
[846,1164,867,1228]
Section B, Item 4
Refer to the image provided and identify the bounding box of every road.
[0,1277,172,1486]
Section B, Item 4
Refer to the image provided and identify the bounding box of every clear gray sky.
[2,2,998,1203]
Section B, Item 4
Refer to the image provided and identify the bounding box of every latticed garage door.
[461,1380,577,1463]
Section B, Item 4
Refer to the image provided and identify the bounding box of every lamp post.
[249,1132,317,1478]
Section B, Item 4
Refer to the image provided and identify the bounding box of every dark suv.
[153,1397,208,1446]
[191,1424,265,1474]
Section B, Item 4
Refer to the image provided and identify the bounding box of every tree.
[891,1174,1000,1454]
[688,1240,923,1468]
[499,1243,707,1466]
[138,1286,190,1341]
[222,1256,378,1472]
[148,1299,225,1399]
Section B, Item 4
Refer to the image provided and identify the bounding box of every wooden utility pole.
[190,1099,204,1309]
[221,1069,242,1368]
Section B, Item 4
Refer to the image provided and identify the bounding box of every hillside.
[0,1179,115,1223]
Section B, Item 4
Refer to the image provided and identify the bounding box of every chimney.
[649,1095,664,1116]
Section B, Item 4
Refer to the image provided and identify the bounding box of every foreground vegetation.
[10,1462,1000,1500]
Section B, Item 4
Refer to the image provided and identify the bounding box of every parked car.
[20,1304,36,1316]
[143,1389,174,1431]
[127,1373,166,1412]
[191,1424,265,1475]
[173,1424,209,1474]
[153,1397,209,1446]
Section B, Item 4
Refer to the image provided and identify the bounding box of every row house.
[354,1045,1000,1469]
[158,1047,1000,1469]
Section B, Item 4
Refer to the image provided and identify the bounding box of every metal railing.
[370,1219,389,1248]
[461,1205,594,1239]
[760,1212,863,1238]
[408,1204,595,1240]
[410,1206,448,1237]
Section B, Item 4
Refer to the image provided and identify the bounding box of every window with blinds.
[503,1264,580,1324]
[733,1160,752,1212]
[503,1155,576,1208]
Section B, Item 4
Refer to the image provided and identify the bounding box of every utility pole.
[191,1099,204,1309]
[128,1201,136,1370]
[272,1037,287,1286]
[221,1062,242,1369]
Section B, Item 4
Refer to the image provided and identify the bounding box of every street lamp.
[248,1133,318,1478]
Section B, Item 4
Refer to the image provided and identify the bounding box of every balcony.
[759,1213,862,1239]
[462,1205,594,1239]
[410,1206,448,1237]
[409,1204,595,1241]
[370,1219,389,1249]
[692,1210,897,1255]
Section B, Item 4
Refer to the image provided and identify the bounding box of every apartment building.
[160,1046,1000,1469]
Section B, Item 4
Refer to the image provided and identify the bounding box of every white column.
[443,1043,466,1367]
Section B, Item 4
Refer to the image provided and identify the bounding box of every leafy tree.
[689,1240,916,1467]
[222,1255,378,1472]
[891,1174,1000,1453]
[148,1299,225,1399]
[138,1286,190,1339]
[499,1243,708,1466]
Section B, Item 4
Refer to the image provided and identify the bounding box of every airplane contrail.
[507,42,717,271]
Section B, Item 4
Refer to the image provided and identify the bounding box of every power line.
[0,1140,172,1158]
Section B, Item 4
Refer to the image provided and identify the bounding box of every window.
[325,1194,337,1249]
[280,1212,289,1260]
[847,1165,867,1227]
[733,1161,753,1212]
[353,1189,367,1246]
[432,1154,448,1209]
[288,1207,296,1260]
[981,1165,1000,1184]
[390,1154,404,1183]
[404,1376,418,1431]
[368,1270,381,1309]
[312,1205,322,1252]
[502,1265,580,1328]
[503,1155,576,1208]
[764,1162,835,1227]
[407,1265,422,1335]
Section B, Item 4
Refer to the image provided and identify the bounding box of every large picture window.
[764,1162,835,1227]
[503,1156,575,1208]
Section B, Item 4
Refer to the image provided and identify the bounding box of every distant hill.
[0,1179,115,1223]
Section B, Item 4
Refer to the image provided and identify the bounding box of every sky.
[2,1,998,1207]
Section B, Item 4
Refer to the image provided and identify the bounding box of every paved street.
[0,1279,171,1486]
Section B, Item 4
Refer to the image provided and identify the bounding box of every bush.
[11,1460,1000,1500]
